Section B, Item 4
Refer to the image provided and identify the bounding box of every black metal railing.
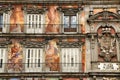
[0,63,83,73]
[0,24,81,33]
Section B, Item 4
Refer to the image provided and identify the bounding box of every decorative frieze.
[0,5,13,13]
[22,5,47,14]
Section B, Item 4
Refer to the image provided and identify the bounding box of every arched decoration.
[94,23,120,33]
[88,11,120,23]
[97,25,117,62]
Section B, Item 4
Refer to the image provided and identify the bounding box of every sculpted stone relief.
[103,77,118,80]
[98,26,117,62]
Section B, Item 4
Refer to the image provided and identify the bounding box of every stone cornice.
[22,5,47,14]
[0,0,120,5]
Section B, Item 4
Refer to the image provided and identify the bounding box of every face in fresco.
[49,41,55,49]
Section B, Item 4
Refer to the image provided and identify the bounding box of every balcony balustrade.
[0,24,81,34]
[0,63,83,73]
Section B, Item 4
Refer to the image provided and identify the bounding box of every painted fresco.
[94,8,117,14]
[7,41,23,72]
[45,40,60,71]
[46,78,59,80]
[45,6,60,33]
[80,12,85,33]
[10,5,24,32]
[63,78,79,80]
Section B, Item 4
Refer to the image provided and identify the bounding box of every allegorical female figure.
[10,5,24,32]
[45,40,60,71]
[8,42,23,72]
[45,6,60,33]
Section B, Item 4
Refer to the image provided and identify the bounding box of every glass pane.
[71,16,77,28]
[9,78,20,80]
[0,59,2,68]
[64,16,69,28]
[0,15,3,32]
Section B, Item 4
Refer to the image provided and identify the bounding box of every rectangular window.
[63,15,77,33]
[61,48,81,72]
[0,48,6,72]
[0,14,3,32]
[0,12,10,33]
[25,48,43,72]
[26,14,43,34]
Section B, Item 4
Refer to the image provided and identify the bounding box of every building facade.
[0,0,120,80]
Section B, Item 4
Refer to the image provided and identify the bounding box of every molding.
[0,0,120,5]
[22,5,47,14]
[58,8,82,16]
[0,5,13,13]
[59,42,83,48]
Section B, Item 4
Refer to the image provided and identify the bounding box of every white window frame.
[0,48,7,72]
[62,13,78,34]
[25,14,43,34]
[0,12,10,33]
[61,48,81,72]
[25,48,43,72]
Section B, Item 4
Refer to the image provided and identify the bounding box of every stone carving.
[103,77,118,80]
[98,26,116,61]
[98,63,119,70]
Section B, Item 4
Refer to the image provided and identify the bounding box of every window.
[0,14,3,32]
[63,15,77,33]
[26,14,43,34]
[61,48,81,72]
[0,12,10,33]
[0,48,6,72]
[25,48,43,72]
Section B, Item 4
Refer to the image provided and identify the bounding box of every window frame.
[62,13,78,34]
[25,48,43,72]
[0,48,7,72]
[61,48,81,72]
[25,13,43,34]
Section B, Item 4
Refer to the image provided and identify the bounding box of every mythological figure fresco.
[45,40,60,71]
[7,42,23,72]
[46,78,59,80]
[10,5,24,32]
[63,78,80,80]
[45,6,60,33]
[98,26,117,62]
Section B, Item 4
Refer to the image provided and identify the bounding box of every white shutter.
[25,48,43,72]
[61,48,80,72]
[0,48,6,72]
[26,14,29,33]
[26,14,43,34]
[3,13,10,33]
[34,14,42,34]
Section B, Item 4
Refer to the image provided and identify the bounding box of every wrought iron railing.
[0,24,81,33]
[0,63,83,73]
